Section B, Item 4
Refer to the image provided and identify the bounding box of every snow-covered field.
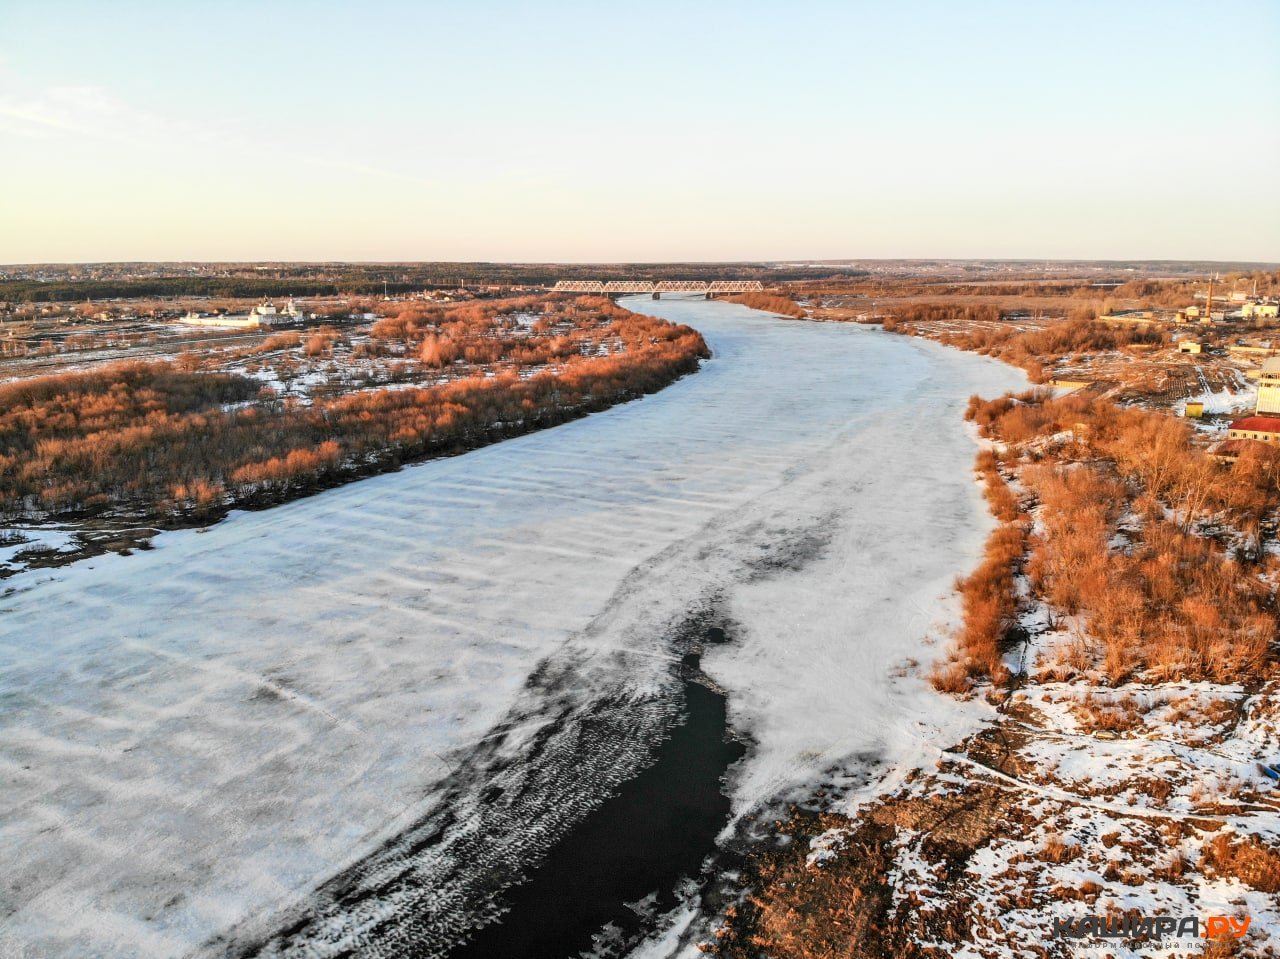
[0,297,1024,958]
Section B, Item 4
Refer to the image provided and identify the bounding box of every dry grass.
[1040,833,1082,864]
[930,426,1034,692]
[932,508,1026,691]
[1202,832,1280,893]
[1068,694,1144,734]
[252,331,302,353]
[929,659,973,695]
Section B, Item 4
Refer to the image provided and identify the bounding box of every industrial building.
[1256,356,1280,415]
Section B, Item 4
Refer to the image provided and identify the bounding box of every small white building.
[1178,340,1202,354]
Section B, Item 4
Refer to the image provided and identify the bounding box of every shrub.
[1202,832,1280,893]
[722,292,806,319]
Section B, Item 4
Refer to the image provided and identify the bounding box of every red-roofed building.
[1213,436,1280,462]
[1226,416,1280,443]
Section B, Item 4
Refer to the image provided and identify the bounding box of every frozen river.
[0,297,1024,957]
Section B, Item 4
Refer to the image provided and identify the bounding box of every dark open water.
[445,638,742,959]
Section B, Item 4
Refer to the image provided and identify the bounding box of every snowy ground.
[1180,377,1255,418]
[0,297,1024,958]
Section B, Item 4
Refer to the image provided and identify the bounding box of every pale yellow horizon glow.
[2,1,1278,265]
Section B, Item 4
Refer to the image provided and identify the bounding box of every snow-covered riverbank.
[0,297,1024,957]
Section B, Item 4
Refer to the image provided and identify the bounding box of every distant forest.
[0,263,862,303]
[1,277,426,303]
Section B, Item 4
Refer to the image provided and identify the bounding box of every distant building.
[1256,356,1280,415]
[1049,379,1091,392]
[1099,310,1164,327]
[1227,342,1278,359]
[1243,300,1279,319]
[248,297,305,324]
[1178,340,1202,354]
[1184,401,1204,418]
[178,297,304,330]
[1213,438,1256,461]
[177,309,262,330]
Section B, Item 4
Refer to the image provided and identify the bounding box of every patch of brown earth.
[706,783,1017,959]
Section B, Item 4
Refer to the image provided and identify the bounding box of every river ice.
[0,297,1024,957]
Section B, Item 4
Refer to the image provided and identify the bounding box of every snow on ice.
[0,297,1024,957]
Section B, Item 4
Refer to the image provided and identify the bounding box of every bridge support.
[652,291,661,300]
[705,292,713,300]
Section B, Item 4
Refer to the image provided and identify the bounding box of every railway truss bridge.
[550,279,764,299]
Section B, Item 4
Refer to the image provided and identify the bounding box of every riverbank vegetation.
[721,292,805,319]
[933,387,1277,694]
[796,268,1280,310]
[0,295,708,534]
[889,312,1166,383]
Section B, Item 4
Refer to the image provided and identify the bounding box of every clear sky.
[1,0,1277,264]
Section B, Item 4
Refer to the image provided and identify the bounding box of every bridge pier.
[705,292,713,300]
[652,292,661,300]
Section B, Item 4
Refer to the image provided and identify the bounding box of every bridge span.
[550,279,764,299]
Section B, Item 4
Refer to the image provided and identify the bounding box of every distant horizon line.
[5,257,1280,269]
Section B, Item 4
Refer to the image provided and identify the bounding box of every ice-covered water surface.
[0,298,1024,958]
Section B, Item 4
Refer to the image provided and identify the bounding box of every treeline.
[721,292,806,319]
[799,279,1101,298]
[0,301,708,522]
[934,389,1277,692]
[882,303,1005,327]
[0,277,425,303]
[1110,271,1280,305]
[885,310,1165,381]
[0,264,868,304]
[797,268,1280,302]
[1106,278,1198,305]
